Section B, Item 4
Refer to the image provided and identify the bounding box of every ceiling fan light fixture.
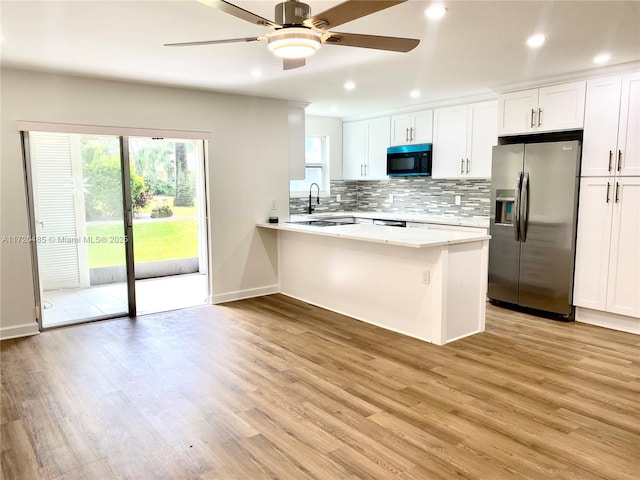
[267,28,321,59]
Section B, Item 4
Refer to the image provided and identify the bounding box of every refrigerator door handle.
[514,171,523,241]
[521,172,530,242]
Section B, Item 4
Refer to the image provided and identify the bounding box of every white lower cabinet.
[574,176,640,318]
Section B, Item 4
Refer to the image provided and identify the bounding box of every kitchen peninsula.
[258,220,490,345]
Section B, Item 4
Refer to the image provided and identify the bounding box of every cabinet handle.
[410,127,414,141]
[461,158,465,174]
[466,159,470,174]
[360,164,363,176]
[615,182,620,203]
[405,128,409,142]
[618,150,622,172]
[538,108,542,127]
[608,150,613,172]
[530,109,535,128]
[606,182,610,203]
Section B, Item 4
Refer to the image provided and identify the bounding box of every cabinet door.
[497,89,538,135]
[537,81,586,132]
[573,178,614,311]
[582,76,622,177]
[467,101,497,179]
[606,177,640,318]
[343,120,367,180]
[390,114,412,146]
[366,116,391,180]
[288,106,306,180]
[617,72,640,176]
[411,110,434,144]
[432,105,468,178]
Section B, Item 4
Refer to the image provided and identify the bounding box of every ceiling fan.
[164,0,420,70]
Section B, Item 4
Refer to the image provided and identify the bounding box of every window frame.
[289,135,330,197]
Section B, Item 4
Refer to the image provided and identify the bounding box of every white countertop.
[257,222,490,248]
[290,211,490,229]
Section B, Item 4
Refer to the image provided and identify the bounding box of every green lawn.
[87,220,198,268]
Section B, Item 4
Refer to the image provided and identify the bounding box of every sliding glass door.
[25,132,132,327]
[128,137,209,315]
[23,131,209,329]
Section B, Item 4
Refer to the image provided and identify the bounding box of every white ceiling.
[1,1,639,118]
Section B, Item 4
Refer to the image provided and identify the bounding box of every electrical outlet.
[389,194,394,203]
[336,193,341,202]
[422,270,430,285]
[454,195,461,206]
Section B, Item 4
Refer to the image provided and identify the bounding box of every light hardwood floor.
[1,294,639,479]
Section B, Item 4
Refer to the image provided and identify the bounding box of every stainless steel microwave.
[386,143,432,176]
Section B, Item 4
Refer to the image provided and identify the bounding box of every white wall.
[305,115,343,180]
[0,68,289,338]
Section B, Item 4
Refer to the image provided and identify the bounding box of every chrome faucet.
[308,182,320,214]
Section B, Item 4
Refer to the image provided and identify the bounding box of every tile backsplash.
[290,177,490,217]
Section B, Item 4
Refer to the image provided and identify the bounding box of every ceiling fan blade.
[322,32,419,52]
[283,58,306,70]
[305,0,406,30]
[197,0,279,28]
[164,37,261,47]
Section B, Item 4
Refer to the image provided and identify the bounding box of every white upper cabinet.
[390,109,433,146]
[343,120,367,180]
[288,105,306,180]
[432,101,497,179]
[497,89,539,136]
[537,82,587,131]
[617,72,640,176]
[582,76,623,177]
[467,101,498,179]
[367,116,391,179]
[432,105,468,178]
[582,72,640,177]
[497,81,586,135]
[343,116,390,180]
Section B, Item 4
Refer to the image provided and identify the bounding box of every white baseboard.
[211,285,280,304]
[575,307,640,335]
[1,322,40,341]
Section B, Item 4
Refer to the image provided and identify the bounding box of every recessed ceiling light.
[330,106,338,113]
[526,34,546,48]
[410,90,421,98]
[251,69,263,77]
[425,4,447,20]
[594,53,611,64]
[344,81,356,90]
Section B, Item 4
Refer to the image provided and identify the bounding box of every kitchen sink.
[287,217,357,227]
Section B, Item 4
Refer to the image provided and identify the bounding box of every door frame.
[21,124,211,331]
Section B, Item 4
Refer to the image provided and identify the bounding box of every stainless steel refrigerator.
[488,141,581,318]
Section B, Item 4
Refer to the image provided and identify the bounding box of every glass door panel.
[28,132,129,327]
[128,137,208,315]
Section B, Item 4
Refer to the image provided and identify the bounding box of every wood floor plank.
[1,296,639,479]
